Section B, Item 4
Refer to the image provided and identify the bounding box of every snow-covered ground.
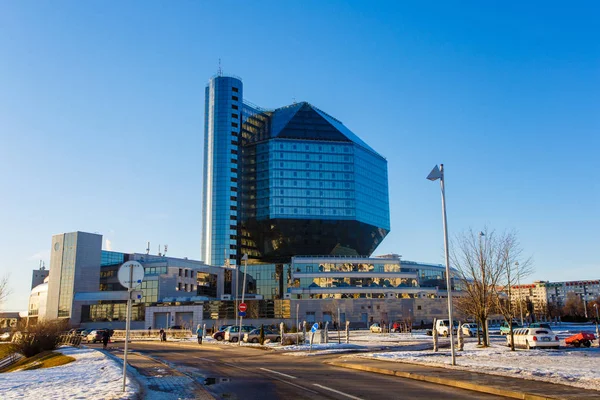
[0,346,139,399]
[356,324,600,391]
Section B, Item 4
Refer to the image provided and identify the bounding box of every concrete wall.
[145,305,203,330]
[45,234,65,320]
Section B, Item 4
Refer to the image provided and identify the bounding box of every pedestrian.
[159,328,165,342]
[162,330,167,342]
[102,329,110,350]
[196,324,203,345]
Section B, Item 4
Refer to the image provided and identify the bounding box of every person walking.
[196,324,203,345]
[102,329,110,350]
[159,328,165,342]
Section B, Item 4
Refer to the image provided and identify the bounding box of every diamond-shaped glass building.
[201,75,390,267]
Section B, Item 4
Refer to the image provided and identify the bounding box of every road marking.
[192,356,215,363]
[171,352,186,356]
[269,375,318,394]
[259,368,297,379]
[313,384,362,399]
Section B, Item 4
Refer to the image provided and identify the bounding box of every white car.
[369,323,382,333]
[506,328,560,349]
[461,323,478,337]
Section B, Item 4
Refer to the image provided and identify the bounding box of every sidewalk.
[327,357,600,400]
[106,348,214,400]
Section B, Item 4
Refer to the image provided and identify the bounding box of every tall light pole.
[427,164,456,366]
[593,303,599,344]
[238,253,248,346]
[515,261,524,325]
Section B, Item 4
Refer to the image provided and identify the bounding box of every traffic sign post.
[118,261,144,392]
[239,303,247,312]
[238,311,246,317]
[309,323,318,353]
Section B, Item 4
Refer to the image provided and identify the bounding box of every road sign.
[117,261,144,289]
[239,302,247,312]
[310,323,319,333]
[238,311,246,317]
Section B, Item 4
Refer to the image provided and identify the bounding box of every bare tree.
[493,233,533,350]
[563,292,585,318]
[451,228,526,347]
[0,274,10,306]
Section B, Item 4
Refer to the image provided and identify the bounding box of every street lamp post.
[427,164,456,366]
[515,261,524,326]
[238,254,248,346]
[592,303,599,340]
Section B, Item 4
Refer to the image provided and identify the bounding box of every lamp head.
[427,165,442,181]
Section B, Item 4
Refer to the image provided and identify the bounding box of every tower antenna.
[146,242,150,255]
[218,58,222,76]
[164,244,168,257]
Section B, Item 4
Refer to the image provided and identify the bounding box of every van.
[435,319,458,337]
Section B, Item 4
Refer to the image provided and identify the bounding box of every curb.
[326,360,560,400]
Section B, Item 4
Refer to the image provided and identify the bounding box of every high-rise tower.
[201,75,243,267]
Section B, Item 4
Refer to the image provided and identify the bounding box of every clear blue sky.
[1,1,598,311]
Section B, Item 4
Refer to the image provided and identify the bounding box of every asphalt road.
[97,342,508,400]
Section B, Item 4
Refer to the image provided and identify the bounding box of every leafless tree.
[451,228,530,347]
[493,233,533,350]
[563,292,585,318]
[0,274,10,306]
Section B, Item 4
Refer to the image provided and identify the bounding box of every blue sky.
[1,1,598,311]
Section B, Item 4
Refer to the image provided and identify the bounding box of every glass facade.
[81,303,144,322]
[201,75,243,267]
[203,300,291,320]
[101,251,125,266]
[202,75,390,273]
[58,233,76,317]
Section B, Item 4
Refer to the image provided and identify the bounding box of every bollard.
[324,321,329,344]
[345,320,350,344]
[433,318,438,352]
[280,322,285,343]
[203,324,206,339]
[303,321,307,344]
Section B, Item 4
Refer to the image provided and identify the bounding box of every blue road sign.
[310,323,319,333]
[238,311,246,317]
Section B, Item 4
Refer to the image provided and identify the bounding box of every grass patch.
[0,344,15,359]
[2,351,75,372]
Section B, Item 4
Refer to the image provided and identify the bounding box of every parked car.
[461,323,478,337]
[243,328,281,343]
[506,328,559,349]
[224,325,255,342]
[212,325,231,341]
[86,329,108,343]
[369,323,382,333]
[435,319,458,337]
[500,321,523,335]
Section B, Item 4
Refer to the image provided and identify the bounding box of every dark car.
[212,325,231,341]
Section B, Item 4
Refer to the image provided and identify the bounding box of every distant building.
[31,265,49,289]
[510,279,600,319]
[34,231,224,329]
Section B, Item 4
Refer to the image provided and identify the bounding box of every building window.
[232,95,238,101]
[231,122,238,128]
[232,87,239,92]
[179,269,182,277]
[232,104,238,110]
[232,113,238,119]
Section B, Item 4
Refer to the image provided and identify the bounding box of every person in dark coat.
[102,330,110,350]
[159,328,165,342]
